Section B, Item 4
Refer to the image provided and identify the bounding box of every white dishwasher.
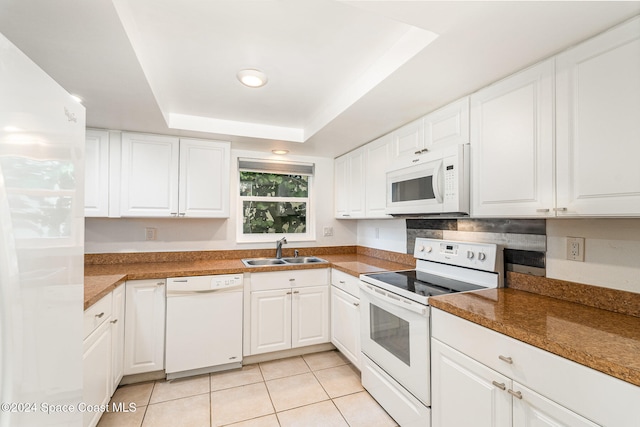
[165,274,243,379]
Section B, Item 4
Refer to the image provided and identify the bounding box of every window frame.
[236,160,315,243]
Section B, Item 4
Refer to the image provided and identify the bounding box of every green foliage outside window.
[240,172,308,234]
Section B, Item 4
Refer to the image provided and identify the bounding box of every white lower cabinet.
[330,269,360,368]
[83,286,125,427]
[249,269,329,355]
[124,279,166,375]
[431,308,640,427]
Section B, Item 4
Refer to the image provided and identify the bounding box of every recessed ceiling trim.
[168,113,305,142]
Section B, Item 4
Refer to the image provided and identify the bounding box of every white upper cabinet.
[179,138,230,218]
[471,59,555,217]
[365,134,392,218]
[556,16,640,216]
[84,129,110,217]
[424,97,470,151]
[334,146,366,218]
[120,133,230,218]
[391,117,425,160]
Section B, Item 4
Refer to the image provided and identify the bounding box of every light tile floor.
[97,350,397,427]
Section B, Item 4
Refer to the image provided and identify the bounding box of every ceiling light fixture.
[237,69,268,88]
[272,149,289,155]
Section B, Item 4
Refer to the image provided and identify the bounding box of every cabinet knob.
[492,381,506,390]
[508,389,523,399]
[498,355,513,364]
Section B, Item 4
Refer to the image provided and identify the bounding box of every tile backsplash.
[406,218,546,276]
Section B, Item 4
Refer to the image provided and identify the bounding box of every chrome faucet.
[276,237,287,259]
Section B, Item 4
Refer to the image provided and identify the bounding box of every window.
[237,158,314,242]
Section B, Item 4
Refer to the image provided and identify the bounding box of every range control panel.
[413,237,501,272]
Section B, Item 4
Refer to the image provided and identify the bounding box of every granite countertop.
[429,287,640,387]
[84,253,414,310]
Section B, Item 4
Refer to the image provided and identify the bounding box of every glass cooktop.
[363,270,485,298]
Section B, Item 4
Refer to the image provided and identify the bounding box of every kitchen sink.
[242,258,287,266]
[242,256,328,267]
[280,256,326,264]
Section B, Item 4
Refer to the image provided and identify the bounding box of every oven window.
[391,176,434,202]
[369,305,411,366]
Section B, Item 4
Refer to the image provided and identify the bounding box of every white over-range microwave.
[385,144,469,216]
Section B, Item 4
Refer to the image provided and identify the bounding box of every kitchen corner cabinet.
[84,129,110,217]
[120,133,230,218]
[555,16,640,216]
[249,269,330,355]
[470,59,555,218]
[124,279,166,375]
[330,269,360,368]
[335,147,366,218]
[431,308,640,427]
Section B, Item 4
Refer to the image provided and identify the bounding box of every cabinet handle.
[339,280,346,284]
[353,302,360,307]
[110,319,118,324]
[179,213,186,216]
[536,208,550,213]
[414,150,422,155]
[420,148,429,153]
[95,312,105,319]
[508,389,523,399]
[554,207,568,212]
[170,212,178,217]
[492,381,506,390]
[286,291,292,295]
[412,159,420,163]
[342,214,350,217]
[157,282,164,286]
[293,290,300,294]
[498,355,513,364]
[289,278,295,282]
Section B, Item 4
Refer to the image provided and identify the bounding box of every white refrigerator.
[0,32,85,426]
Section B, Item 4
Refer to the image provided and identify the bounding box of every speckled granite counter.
[84,246,415,310]
[429,284,640,387]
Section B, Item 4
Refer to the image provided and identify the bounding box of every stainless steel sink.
[242,258,287,267]
[242,256,328,267]
[281,256,327,264]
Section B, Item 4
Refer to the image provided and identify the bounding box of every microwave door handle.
[432,162,444,203]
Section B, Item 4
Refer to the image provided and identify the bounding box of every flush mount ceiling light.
[237,69,268,88]
[272,149,289,155]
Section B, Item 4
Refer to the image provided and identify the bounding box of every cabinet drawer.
[251,268,329,291]
[83,292,112,339]
[331,269,360,298]
[432,308,640,427]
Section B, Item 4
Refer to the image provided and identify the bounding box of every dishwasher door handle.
[167,287,242,297]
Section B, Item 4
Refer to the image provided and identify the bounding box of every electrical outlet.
[145,227,157,241]
[323,226,333,237]
[566,237,585,261]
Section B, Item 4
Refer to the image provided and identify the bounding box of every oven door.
[386,157,443,215]
[359,281,430,405]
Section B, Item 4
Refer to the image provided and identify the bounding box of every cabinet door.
[334,155,349,218]
[471,59,554,217]
[178,138,230,218]
[330,286,360,368]
[124,280,166,375]
[513,382,599,427]
[424,97,470,150]
[348,148,366,218]
[432,339,511,427]
[83,320,111,427]
[556,17,640,216]
[365,135,392,218]
[292,285,330,348]
[391,118,425,159]
[84,129,110,217]
[110,284,125,394]
[250,289,291,355]
[120,133,179,217]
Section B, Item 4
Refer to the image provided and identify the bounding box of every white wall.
[356,218,407,253]
[85,149,357,253]
[547,218,640,293]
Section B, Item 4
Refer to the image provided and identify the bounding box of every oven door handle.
[360,283,428,316]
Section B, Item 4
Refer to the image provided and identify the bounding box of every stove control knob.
[467,250,474,259]
[425,246,432,253]
[478,252,487,261]
[418,245,425,252]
